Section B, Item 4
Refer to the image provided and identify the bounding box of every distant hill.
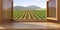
[13,5,42,10]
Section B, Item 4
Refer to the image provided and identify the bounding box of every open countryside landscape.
[13,5,46,21]
[13,0,46,21]
[13,10,46,20]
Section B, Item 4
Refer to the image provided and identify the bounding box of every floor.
[0,22,60,29]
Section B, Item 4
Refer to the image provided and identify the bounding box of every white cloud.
[35,0,41,1]
[13,4,16,6]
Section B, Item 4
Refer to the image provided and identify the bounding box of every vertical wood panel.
[0,0,3,22]
[57,0,60,21]
[46,1,49,17]
[11,0,13,21]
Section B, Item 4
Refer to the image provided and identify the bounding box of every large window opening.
[13,0,46,21]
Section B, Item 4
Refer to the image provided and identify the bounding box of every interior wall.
[0,0,3,22]
[58,0,60,21]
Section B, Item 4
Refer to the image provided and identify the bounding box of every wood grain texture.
[0,0,3,22]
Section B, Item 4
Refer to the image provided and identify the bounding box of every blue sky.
[13,0,46,8]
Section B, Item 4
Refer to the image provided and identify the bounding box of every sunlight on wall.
[0,27,6,29]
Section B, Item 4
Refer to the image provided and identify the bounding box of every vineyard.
[13,10,46,20]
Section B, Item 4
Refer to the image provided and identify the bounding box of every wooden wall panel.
[57,0,60,21]
[0,0,3,22]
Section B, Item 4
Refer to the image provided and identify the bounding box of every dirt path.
[32,11,41,19]
[28,10,32,19]
[19,11,26,19]
[23,11,27,20]
[30,11,37,19]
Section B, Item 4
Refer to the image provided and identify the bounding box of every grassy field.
[13,10,46,20]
